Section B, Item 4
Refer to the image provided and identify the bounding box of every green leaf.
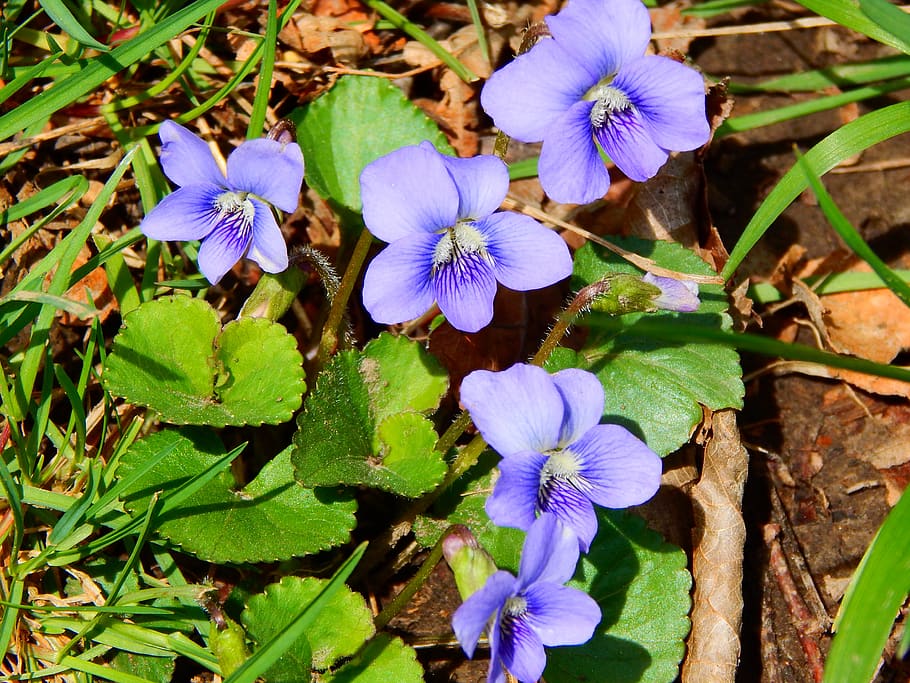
[823,486,910,683]
[363,333,450,419]
[242,576,374,677]
[546,511,691,683]
[224,543,367,683]
[292,334,449,497]
[118,430,357,563]
[291,76,454,217]
[413,452,524,573]
[550,238,743,456]
[320,635,423,682]
[109,650,176,683]
[104,296,305,426]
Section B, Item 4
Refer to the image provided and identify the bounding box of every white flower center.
[214,190,255,226]
[584,84,633,128]
[432,221,492,274]
[541,449,582,483]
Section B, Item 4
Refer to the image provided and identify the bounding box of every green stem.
[317,227,373,364]
[373,527,456,630]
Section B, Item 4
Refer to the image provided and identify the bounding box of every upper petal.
[196,208,254,284]
[517,512,581,587]
[546,0,652,82]
[139,184,222,242]
[434,253,498,333]
[615,55,710,152]
[432,145,509,220]
[460,364,564,455]
[523,582,601,646]
[246,198,288,273]
[226,138,305,213]
[360,145,459,242]
[572,424,662,508]
[593,105,668,182]
[362,234,437,325]
[478,212,572,291]
[551,369,605,447]
[452,571,517,658]
[539,100,611,205]
[481,38,593,143]
[158,120,225,188]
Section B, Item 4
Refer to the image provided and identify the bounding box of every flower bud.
[442,525,498,601]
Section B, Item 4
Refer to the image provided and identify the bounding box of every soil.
[4,1,910,681]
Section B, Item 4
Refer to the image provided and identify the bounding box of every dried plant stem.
[502,197,724,285]
[373,528,454,630]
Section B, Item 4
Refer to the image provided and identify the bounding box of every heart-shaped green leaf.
[292,75,454,216]
[547,511,691,683]
[241,576,374,679]
[292,334,448,497]
[319,635,423,682]
[104,296,305,426]
[548,238,743,455]
[118,429,356,563]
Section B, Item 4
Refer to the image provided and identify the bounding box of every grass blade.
[796,151,910,308]
[722,100,910,281]
[795,0,910,54]
[246,0,277,139]
[224,542,368,683]
[0,0,226,141]
[823,486,910,682]
[38,0,109,51]
[363,0,479,83]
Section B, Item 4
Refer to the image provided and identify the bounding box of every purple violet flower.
[480,0,711,205]
[140,120,305,284]
[360,142,573,333]
[452,513,601,683]
[643,272,700,312]
[460,363,662,550]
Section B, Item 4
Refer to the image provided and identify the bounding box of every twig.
[502,196,724,285]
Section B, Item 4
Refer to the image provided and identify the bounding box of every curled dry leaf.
[682,409,748,683]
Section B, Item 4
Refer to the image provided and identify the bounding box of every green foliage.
[550,237,743,456]
[291,75,454,217]
[292,333,449,497]
[722,100,910,280]
[104,296,306,426]
[117,430,357,563]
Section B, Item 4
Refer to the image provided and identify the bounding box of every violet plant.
[140,120,305,284]
[360,141,572,332]
[452,513,601,683]
[460,363,662,550]
[3,1,750,681]
[481,0,710,204]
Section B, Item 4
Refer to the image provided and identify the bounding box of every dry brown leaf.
[823,277,910,363]
[279,14,367,63]
[682,409,748,683]
[650,1,706,54]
